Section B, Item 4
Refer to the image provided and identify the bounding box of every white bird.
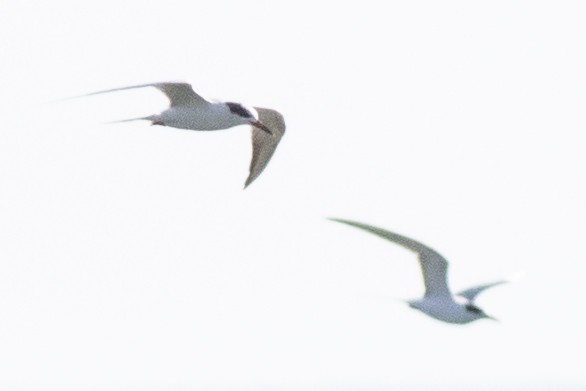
[79,82,285,188]
[329,218,508,324]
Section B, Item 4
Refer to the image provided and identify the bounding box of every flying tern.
[79,82,285,188]
[329,218,508,324]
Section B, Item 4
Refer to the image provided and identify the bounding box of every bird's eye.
[226,102,252,118]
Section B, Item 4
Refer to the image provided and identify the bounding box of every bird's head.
[226,102,272,135]
[464,303,498,321]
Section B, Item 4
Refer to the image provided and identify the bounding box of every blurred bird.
[78,82,285,188]
[329,218,508,324]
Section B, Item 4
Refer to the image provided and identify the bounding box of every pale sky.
[1,1,585,390]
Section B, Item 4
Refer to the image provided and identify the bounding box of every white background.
[1,1,585,390]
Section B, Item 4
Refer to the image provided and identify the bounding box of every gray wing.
[329,218,452,298]
[81,82,209,107]
[456,281,508,303]
[244,107,286,188]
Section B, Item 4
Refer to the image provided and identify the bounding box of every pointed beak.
[487,314,499,322]
[250,120,273,135]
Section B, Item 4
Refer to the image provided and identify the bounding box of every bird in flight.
[329,218,508,324]
[79,82,285,188]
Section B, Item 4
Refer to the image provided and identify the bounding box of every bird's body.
[149,103,242,130]
[79,82,285,188]
[408,296,484,324]
[329,218,507,324]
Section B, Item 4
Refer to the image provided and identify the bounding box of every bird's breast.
[162,106,242,131]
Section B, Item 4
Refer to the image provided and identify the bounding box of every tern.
[79,82,285,188]
[329,218,508,324]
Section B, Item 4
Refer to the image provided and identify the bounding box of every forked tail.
[101,115,155,125]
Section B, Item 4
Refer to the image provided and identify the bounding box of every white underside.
[154,104,251,131]
[408,297,483,324]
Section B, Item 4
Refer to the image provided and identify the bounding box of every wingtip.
[327,217,343,224]
[328,218,373,232]
[504,272,525,283]
[243,177,254,189]
[327,217,357,225]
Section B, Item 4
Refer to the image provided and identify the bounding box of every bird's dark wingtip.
[243,177,253,189]
[328,218,359,227]
[328,217,351,223]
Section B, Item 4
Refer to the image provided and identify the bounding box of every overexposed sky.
[1,1,585,390]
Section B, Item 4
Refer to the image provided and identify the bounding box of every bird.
[329,218,508,324]
[78,82,285,188]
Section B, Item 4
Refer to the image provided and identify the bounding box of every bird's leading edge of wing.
[456,280,508,302]
[328,218,452,298]
[244,107,286,188]
[79,82,210,107]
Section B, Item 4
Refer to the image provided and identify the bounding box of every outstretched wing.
[457,280,508,303]
[329,218,452,298]
[81,82,210,107]
[244,107,286,188]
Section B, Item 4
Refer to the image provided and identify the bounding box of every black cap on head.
[226,102,253,119]
[464,304,483,314]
